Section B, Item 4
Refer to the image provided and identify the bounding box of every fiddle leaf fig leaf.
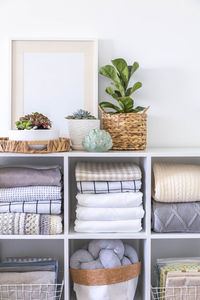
[99,101,121,113]
[111,82,125,97]
[99,65,121,84]
[111,58,129,85]
[130,82,142,94]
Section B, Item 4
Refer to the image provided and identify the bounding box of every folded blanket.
[76,192,143,208]
[74,219,142,232]
[153,163,200,202]
[76,205,144,221]
[0,271,56,300]
[77,180,141,194]
[0,200,62,214]
[0,186,62,202]
[0,213,62,235]
[152,200,200,233]
[0,167,62,188]
[75,162,141,181]
[70,239,138,270]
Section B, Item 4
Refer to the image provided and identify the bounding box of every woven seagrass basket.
[99,106,149,150]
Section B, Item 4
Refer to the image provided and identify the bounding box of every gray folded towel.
[0,167,62,188]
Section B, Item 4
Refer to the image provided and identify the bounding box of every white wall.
[0,0,200,147]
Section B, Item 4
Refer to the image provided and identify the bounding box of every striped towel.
[75,162,142,181]
[77,180,142,194]
[0,200,62,214]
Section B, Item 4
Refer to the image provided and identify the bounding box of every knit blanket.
[0,186,62,202]
[74,219,142,233]
[0,167,62,188]
[76,192,143,208]
[152,200,200,233]
[76,205,144,221]
[0,200,62,214]
[77,180,141,194]
[75,162,141,181]
[70,239,138,270]
[153,163,200,202]
[0,213,62,235]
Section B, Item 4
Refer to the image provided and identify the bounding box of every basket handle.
[143,106,150,113]
[98,105,106,114]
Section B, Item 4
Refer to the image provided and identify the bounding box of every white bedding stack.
[74,162,144,233]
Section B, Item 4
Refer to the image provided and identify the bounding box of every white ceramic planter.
[67,119,100,150]
[8,129,59,150]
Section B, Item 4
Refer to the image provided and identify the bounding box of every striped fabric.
[75,162,142,181]
[77,180,142,194]
[0,200,62,214]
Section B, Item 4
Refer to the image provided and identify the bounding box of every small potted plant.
[65,109,100,150]
[99,58,149,150]
[8,112,59,149]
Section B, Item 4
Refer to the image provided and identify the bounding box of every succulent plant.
[99,58,146,114]
[65,109,96,120]
[16,112,52,130]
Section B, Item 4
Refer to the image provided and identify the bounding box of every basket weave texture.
[0,137,71,154]
[100,107,148,150]
[70,261,141,286]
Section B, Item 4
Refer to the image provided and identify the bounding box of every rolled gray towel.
[124,244,138,264]
[81,258,103,270]
[88,239,124,260]
[99,249,121,268]
[70,249,94,269]
[121,256,132,266]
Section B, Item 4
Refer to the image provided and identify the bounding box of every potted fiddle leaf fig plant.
[65,109,100,150]
[99,58,149,150]
[8,112,59,150]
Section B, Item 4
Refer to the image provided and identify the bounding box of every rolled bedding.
[152,200,200,233]
[75,162,141,181]
[76,192,143,208]
[0,186,62,202]
[0,213,62,235]
[0,167,62,188]
[76,205,144,221]
[77,180,142,194]
[70,239,138,270]
[0,200,62,214]
[153,163,200,202]
[74,219,142,233]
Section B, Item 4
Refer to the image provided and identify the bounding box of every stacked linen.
[0,166,63,235]
[152,163,200,233]
[74,162,144,232]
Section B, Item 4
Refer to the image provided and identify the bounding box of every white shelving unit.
[0,148,200,300]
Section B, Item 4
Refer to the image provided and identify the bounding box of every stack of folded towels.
[152,163,200,233]
[0,256,59,299]
[74,162,144,232]
[0,166,63,235]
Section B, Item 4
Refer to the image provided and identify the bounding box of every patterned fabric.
[0,200,62,214]
[77,180,142,194]
[152,200,200,233]
[0,213,62,235]
[4,257,54,263]
[75,162,142,181]
[152,163,200,202]
[0,186,62,202]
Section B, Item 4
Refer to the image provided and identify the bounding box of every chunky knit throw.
[153,163,200,202]
[0,213,62,235]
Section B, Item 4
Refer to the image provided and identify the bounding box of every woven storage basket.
[70,262,141,300]
[100,106,149,150]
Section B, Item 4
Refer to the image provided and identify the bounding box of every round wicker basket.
[99,106,149,150]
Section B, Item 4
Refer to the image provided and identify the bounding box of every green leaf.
[99,101,121,113]
[130,106,146,113]
[128,62,139,80]
[125,87,132,96]
[130,82,142,95]
[111,58,129,86]
[111,82,125,97]
[118,100,125,111]
[105,87,119,99]
[99,65,121,83]
[117,96,134,113]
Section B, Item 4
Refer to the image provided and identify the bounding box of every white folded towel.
[76,205,144,221]
[74,219,142,233]
[76,192,143,208]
